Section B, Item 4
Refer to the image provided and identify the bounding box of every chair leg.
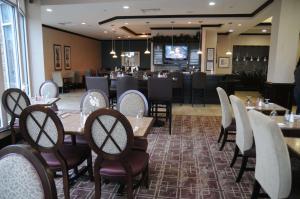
[144,164,149,188]
[192,89,194,106]
[219,128,228,151]
[251,180,261,199]
[11,127,16,144]
[62,167,70,199]
[230,145,239,167]
[169,103,172,135]
[94,167,101,199]
[127,176,133,199]
[87,154,94,181]
[236,156,248,182]
[217,126,224,143]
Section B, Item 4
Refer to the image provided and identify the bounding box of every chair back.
[65,71,75,83]
[74,71,81,84]
[84,108,133,160]
[85,69,92,77]
[39,81,59,98]
[80,89,109,114]
[248,110,291,199]
[117,90,148,117]
[192,72,206,89]
[85,76,109,97]
[229,95,253,153]
[116,76,138,99]
[2,88,30,118]
[216,87,233,128]
[169,72,184,89]
[0,145,57,199]
[52,72,63,87]
[148,77,172,101]
[20,105,64,152]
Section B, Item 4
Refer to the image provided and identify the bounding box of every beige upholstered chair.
[229,95,255,182]
[39,80,59,98]
[117,90,148,117]
[248,110,291,199]
[52,71,63,93]
[216,87,236,150]
[0,144,57,199]
[80,89,109,115]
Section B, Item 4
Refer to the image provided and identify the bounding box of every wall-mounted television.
[165,45,188,60]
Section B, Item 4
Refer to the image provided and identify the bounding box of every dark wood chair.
[84,108,149,199]
[116,76,138,100]
[148,77,172,134]
[192,72,206,106]
[20,105,93,199]
[1,88,30,144]
[169,71,184,103]
[0,144,57,199]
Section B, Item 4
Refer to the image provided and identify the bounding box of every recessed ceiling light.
[188,21,192,24]
[46,8,53,12]
[118,36,121,39]
[81,22,86,25]
[123,5,130,9]
[229,29,234,32]
[124,22,129,25]
[238,24,242,26]
[104,31,108,34]
[127,36,131,38]
[262,29,267,33]
[209,2,216,6]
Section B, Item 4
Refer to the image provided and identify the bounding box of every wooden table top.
[30,97,60,106]
[285,137,300,156]
[275,116,300,131]
[59,112,154,137]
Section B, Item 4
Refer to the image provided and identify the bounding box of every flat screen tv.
[165,45,188,60]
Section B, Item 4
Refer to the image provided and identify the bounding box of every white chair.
[52,71,63,93]
[80,89,109,115]
[248,110,292,199]
[117,90,148,117]
[39,80,59,98]
[0,144,57,199]
[216,87,236,150]
[229,95,255,182]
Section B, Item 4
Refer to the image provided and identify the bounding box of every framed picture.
[64,46,71,70]
[206,61,214,71]
[53,44,62,71]
[218,57,230,68]
[207,48,214,61]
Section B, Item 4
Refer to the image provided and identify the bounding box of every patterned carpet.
[56,115,255,199]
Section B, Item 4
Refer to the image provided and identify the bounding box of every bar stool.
[169,72,184,103]
[192,72,206,106]
[148,77,172,135]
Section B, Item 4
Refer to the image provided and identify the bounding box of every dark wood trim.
[256,22,272,26]
[120,26,151,36]
[150,24,222,30]
[98,0,273,25]
[218,32,230,35]
[42,24,101,41]
[240,33,271,36]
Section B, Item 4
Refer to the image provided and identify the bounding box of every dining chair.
[74,71,82,88]
[116,76,138,100]
[39,80,59,111]
[169,71,184,104]
[1,88,30,144]
[229,95,255,182]
[192,72,206,106]
[52,71,64,93]
[0,144,57,199]
[148,77,172,134]
[117,90,149,151]
[20,105,93,199]
[85,76,109,97]
[80,89,109,115]
[248,110,292,199]
[84,108,149,199]
[216,87,236,150]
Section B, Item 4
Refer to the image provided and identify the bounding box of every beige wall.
[43,27,101,80]
[216,35,270,74]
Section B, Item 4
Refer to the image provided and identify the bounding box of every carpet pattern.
[56,115,255,198]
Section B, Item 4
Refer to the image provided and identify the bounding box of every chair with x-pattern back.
[2,88,30,143]
[84,108,149,199]
[20,105,93,199]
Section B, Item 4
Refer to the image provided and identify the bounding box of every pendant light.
[121,40,125,57]
[197,23,202,54]
[112,39,117,58]
[225,33,232,55]
[144,22,151,54]
[170,21,175,54]
[110,34,115,55]
[127,40,131,58]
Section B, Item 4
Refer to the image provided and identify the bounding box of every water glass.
[246,96,252,106]
[270,109,277,120]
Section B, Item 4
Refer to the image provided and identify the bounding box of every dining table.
[274,115,300,137]
[246,102,288,115]
[285,137,300,156]
[30,97,60,106]
[58,111,154,138]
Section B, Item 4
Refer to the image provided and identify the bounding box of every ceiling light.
[226,51,232,55]
[262,29,267,33]
[127,36,131,38]
[81,22,86,25]
[229,29,234,32]
[124,22,129,25]
[112,54,118,58]
[144,49,150,54]
[197,50,202,54]
[118,36,121,39]
[46,8,53,12]
[123,5,130,9]
[209,2,216,6]
[110,50,116,55]
[238,24,242,26]
[104,31,108,34]
[188,21,192,24]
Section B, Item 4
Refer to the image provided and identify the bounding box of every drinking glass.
[246,96,252,106]
[265,98,270,104]
[270,109,277,120]
[134,110,144,131]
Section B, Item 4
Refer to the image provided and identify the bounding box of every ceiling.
[40,0,274,40]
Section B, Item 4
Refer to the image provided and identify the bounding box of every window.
[0,0,28,128]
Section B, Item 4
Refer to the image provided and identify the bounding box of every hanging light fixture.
[225,33,232,55]
[197,23,202,54]
[127,40,131,58]
[144,22,151,54]
[110,34,115,55]
[170,21,175,54]
[121,40,125,57]
[112,39,118,58]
